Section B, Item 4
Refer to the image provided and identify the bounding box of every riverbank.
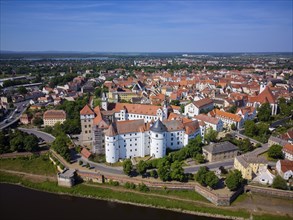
[0,170,291,220]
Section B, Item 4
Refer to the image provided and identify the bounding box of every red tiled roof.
[80,105,94,115]
[81,147,92,159]
[280,160,293,173]
[43,110,66,120]
[283,143,293,155]
[193,98,213,108]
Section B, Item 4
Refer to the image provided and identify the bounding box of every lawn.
[0,154,57,176]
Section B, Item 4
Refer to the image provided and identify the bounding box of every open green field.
[0,154,57,176]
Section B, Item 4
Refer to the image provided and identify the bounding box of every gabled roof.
[283,143,293,155]
[203,141,238,154]
[248,86,276,104]
[81,147,92,159]
[279,160,293,173]
[193,98,213,108]
[214,109,242,122]
[104,123,117,137]
[80,105,94,115]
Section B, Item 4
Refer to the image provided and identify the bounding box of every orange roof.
[280,160,293,173]
[248,86,276,104]
[80,105,94,115]
[283,143,293,155]
[214,109,242,122]
[114,103,161,116]
[193,98,213,108]
[81,148,92,159]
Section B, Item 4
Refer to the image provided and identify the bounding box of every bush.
[138,183,149,192]
[272,175,287,190]
[109,180,119,186]
[124,182,136,189]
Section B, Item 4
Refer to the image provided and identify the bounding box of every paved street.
[18,128,55,143]
[0,100,30,130]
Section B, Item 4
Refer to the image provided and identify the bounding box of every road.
[17,128,271,176]
[0,100,30,130]
[18,128,55,143]
[184,136,270,174]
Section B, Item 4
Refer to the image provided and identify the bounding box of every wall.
[245,185,293,199]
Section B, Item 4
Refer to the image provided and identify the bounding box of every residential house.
[202,141,238,162]
[276,160,293,180]
[282,143,293,161]
[210,109,244,129]
[184,98,214,117]
[194,114,223,132]
[234,155,267,180]
[43,110,66,127]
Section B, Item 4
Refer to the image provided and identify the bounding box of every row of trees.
[51,134,71,161]
[0,130,39,154]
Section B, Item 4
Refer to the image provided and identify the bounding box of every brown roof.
[163,120,185,132]
[248,86,276,104]
[283,143,293,155]
[193,98,213,108]
[280,160,293,173]
[194,114,220,125]
[43,110,66,120]
[114,103,161,116]
[81,148,92,159]
[80,105,94,115]
[104,123,118,137]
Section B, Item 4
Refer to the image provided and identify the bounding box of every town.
[0,52,292,218]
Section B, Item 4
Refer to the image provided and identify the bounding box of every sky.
[0,0,292,52]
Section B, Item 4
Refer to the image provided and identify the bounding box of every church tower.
[101,92,108,111]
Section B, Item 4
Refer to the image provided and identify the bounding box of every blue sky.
[1,0,292,52]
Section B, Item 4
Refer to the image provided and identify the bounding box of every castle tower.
[162,98,168,120]
[105,123,119,163]
[80,105,95,146]
[101,92,108,111]
[150,119,167,158]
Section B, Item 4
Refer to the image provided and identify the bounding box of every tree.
[17,86,28,95]
[244,120,256,137]
[204,127,218,144]
[238,138,253,153]
[0,131,10,153]
[33,117,43,127]
[180,105,185,114]
[10,135,24,152]
[51,134,71,161]
[257,103,271,122]
[195,153,205,163]
[137,160,147,175]
[225,170,243,191]
[230,123,236,131]
[170,100,180,106]
[158,159,171,181]
[268,144,283,159]
[228,105,237,114]
[272,175,287,190]
[279,97,292,116]
[23,135,39,152]
[205,171,219,189]
[195,166,209,186]
[170,161,185,182]
[123,159,133,176]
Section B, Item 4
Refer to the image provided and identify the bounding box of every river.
[0,183,218,220]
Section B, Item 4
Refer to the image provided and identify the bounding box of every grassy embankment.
[0,155,291,220]
[0,154,56,176]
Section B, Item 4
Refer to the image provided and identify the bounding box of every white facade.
[105,119,200,163]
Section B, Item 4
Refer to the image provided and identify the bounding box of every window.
[85,131,87,133]
[171,138,173,141]
[130,149,132,152]
[85,125,87,128]
[135,149,137,151]
[156,134,158,138]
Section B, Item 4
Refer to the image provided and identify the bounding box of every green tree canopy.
[123,159,133,176]
[51,134,71,161]
[257,103,271,122]
[272,175,287,190]
[225,170,244,191]
[170,161,185,182]
[136,160,147,175]
[268,144,283,159]
[204,127,218,144]
[244,120,256,137]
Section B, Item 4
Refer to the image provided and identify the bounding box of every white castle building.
[80,94,201,163]
[104,119,200,163]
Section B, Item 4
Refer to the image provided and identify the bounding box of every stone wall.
[245,185,293,199]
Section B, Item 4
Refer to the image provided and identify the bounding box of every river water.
[0,183,219,220]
